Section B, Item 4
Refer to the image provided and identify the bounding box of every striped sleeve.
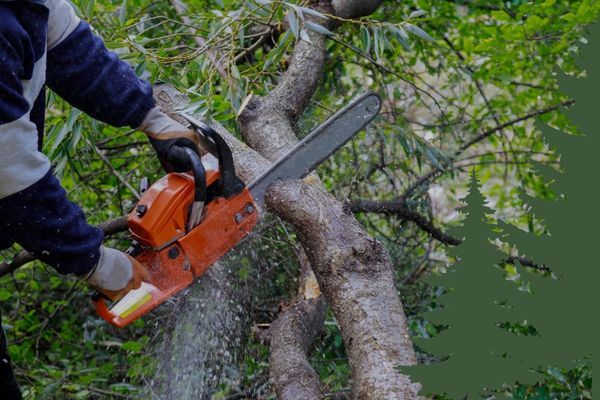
[0,19,29,125]
[45,0,81,50]
[45,0,155,128]
[0,14,51,198]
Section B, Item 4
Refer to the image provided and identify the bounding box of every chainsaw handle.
[184,147,207,205]
[187,121,245,198]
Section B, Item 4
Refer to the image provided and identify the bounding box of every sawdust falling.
[141,230,268,399]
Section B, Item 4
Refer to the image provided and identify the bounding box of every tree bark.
[332,0,384,19]
[269,254,327,400]
[237,1,420,397]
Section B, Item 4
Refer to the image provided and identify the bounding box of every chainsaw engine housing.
[95,154,258,328]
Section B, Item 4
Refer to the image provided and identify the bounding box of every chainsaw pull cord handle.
[183,147,207,231]
[194,123,245,198]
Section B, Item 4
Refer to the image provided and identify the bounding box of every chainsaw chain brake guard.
[94,125,258,328]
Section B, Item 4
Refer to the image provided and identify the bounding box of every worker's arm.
[0,168,146,301]
[45,0,154,128]
[45,0,204,172]
[0,8,145,299]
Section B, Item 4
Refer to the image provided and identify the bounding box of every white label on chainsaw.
[110,282,158,317]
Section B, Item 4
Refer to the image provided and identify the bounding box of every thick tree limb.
[237,2,420,396]
[266,181,420,399]
[269,297,326,399]
[332,0,384,19]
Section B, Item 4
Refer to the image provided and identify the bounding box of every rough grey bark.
[269,249,327,400]
[237,1,421,397]
[332,0,384,19]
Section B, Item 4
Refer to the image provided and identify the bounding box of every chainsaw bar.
[248,92,381,207]
[185,92,381,208]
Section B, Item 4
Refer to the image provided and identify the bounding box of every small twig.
[505,255,550,273]
[233,28,272,63]
[171,0,232,82]
[86,137,141,199]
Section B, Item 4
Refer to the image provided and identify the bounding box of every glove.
[138,106,200,173]
[83,246,148,302]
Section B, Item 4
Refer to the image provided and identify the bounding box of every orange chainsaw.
[93,92,381,328]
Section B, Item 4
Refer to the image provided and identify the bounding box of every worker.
[0,0,203,397]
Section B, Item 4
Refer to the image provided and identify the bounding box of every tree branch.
[401,100,575,201]
[350,203,551,273]
[237,1,421,397]
[269,248,326,400]
[459,99,575,152]
[349,199,462,246]
[332,0,384,19]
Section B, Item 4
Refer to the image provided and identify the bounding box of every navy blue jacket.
[0,0,155,275]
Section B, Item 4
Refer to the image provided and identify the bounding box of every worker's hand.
[83,247,148,302]
[138,106,200,173]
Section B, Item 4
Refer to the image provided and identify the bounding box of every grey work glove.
[138,107,200,173]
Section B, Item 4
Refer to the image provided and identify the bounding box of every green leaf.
[299,29,312,44]
[121,341,143,352]
[404,23,435,42]
[360,26,372,54]
[299,6,327,20]
[84,0,95,18]
[118,0,127,24]
[390,25,411,50]
[287,4,304,21]
[305,21,334,36]
[409,9,426,19]
[287,10,300,38]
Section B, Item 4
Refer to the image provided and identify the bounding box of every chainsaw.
[93,92,381,328]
